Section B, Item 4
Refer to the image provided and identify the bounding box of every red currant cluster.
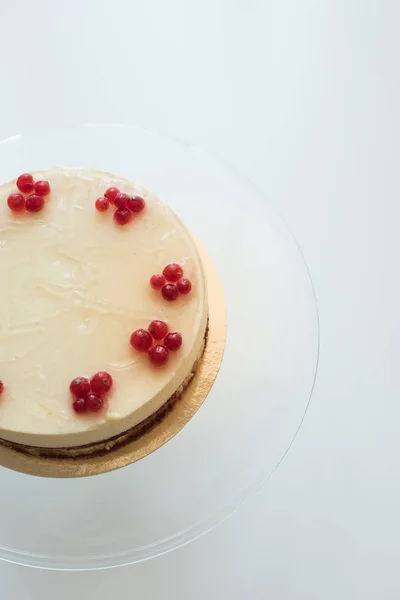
[69,371,113,414]
[130,320,183,367]
[150,263,192,301]
[95,186,146,226]
[7,173,51,213]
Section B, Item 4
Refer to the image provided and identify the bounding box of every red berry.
[177,278,192,295]
[7,193,25,212]
[73,398,86,414]
[164,332,183,351]
[128,195,145,213]
[114,208,132,225]
[26,194,44,212]
[95,197,109,212]
[0,381,3,395]
[69,376,91,398]
[163,263,183,283]
[34,180,51,196]
[90,371,113,396]
[104,187,120,203]
[162,283,179,301]
[114,192,130,209]
[148,320,168,340]
[150,274,166,290]
[130,329,153,352]
[148,345,169,367]
[16,173,34,194]
[85,392,104,412]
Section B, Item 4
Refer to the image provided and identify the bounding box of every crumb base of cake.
[0,329,208,460]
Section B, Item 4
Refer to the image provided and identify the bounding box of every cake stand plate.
[0,125,319,570]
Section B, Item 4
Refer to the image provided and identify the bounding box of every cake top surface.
[0,168,207,447]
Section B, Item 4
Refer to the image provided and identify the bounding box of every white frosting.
[0,168,207,448]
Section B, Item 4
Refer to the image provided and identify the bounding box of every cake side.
[0,328,207,459]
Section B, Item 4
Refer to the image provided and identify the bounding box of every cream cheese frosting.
[0,168,208,448]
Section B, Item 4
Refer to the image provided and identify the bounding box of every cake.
[0,168,208,457]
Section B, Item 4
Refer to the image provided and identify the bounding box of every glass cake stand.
[0,124,319,570]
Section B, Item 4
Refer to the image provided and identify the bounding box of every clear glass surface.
[0,125,319,569]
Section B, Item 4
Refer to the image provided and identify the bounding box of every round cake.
[0,168,208,455]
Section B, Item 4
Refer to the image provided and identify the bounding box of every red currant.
[85,392,103,412]
[128,195,145,213]
[7,193,25,212]
[114,208,132,225]
[114,192,130,209]
[177,278,192,295]
[34,180,51,196]
[148,320,169,340]
[0,381,3,395]
[130,329,153,352]
[95,197,109,212]
[16,173,34,194]
[148,345,169,367]
[164,332,183,351]
[69,376,91,398]
[90,371,113,396]
[162,284,179,301]
[104,187,120,203]
[150,274,166,290]
[26,194,44,212]
[163,263,183,282]
[73,398,86,414]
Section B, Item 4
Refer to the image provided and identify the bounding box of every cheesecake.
[0,168,208,456]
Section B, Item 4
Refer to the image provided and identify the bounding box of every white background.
[0,0,398,598]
